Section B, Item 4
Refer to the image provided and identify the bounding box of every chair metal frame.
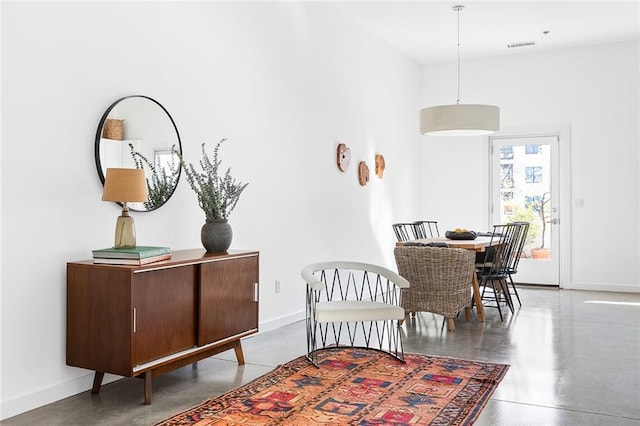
[392,223,415,242]
[302,261,409,367]
[506,222,530,306]
[412,220,440,238]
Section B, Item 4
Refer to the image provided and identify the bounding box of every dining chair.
[475,223,520,321]
[505,222,530,306]
[413,220,440,239]
[394,245,475,332]
[392,223,416,242]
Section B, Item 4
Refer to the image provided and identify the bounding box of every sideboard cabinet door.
[67,266,133,376]
[199,255,259,345]
[132,266,197,366]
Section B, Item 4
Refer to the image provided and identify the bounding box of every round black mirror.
[95,95,182,212]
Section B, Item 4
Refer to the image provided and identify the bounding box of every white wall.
[0,2,422,418]
[3,1,638,419]
[420,40,640,292]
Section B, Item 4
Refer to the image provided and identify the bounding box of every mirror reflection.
[95,95,182,212]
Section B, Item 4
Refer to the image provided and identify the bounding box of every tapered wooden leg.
[464,307,471,321]
[92,371,104,394]
[233,341,245,365]
[471,272,485,322]
[447,318,456,332]
[144,371,152,405]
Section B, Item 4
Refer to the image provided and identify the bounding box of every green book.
[92,245,171,259]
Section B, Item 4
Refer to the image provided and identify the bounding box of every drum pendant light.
[420,5,499,136]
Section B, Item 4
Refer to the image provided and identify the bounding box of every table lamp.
[102,168,148,248]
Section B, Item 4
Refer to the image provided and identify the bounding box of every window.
[501,191,513,201]
[525,195,542,207]
[525,144,541,154]
[154,150,178,175]
[525,166,542,183]
[500,164,514,189]
[500,146,513,160]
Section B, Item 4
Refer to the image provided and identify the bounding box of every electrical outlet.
[275,280,281,294]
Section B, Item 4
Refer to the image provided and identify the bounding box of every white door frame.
[487,124,572,289]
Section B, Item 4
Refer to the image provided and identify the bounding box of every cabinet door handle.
[133,307,137,333]
[253,283,259,302]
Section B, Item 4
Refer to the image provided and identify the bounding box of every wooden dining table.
[396,236,498,322]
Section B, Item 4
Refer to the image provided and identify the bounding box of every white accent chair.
[301,261,409,367]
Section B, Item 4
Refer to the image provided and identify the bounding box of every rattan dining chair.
[394,245,475,332]
[475,223,520,321]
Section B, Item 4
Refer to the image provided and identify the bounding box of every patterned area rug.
[156,348,509,425]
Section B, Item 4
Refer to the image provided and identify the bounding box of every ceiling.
[336,1,640,64]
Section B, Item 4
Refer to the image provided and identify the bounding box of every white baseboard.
[0,372,121,421]
[258,310,305,333]
[563,282,640,293]
[1,314,304,421]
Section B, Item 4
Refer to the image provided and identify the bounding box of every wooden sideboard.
[66,249,259,404]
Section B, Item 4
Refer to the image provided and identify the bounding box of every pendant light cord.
[420,4,499,135]
[455,5,462,105]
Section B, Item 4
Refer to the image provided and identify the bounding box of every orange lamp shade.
[102,168,148,203]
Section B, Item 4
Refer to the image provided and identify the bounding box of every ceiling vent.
[507,41,536,49]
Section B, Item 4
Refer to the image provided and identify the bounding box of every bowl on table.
[445,229,478,240]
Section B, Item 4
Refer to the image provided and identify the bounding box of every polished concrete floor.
[3,287,640,425]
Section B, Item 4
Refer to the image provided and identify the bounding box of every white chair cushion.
[315,300,405,323]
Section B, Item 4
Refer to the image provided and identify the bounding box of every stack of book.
[92,246,171,265]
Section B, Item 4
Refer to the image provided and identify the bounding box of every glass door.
[490,135,560,285]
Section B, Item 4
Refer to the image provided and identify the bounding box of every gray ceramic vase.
[201,219,233,253]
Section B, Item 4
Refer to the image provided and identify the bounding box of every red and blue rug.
[156,348,508,425]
